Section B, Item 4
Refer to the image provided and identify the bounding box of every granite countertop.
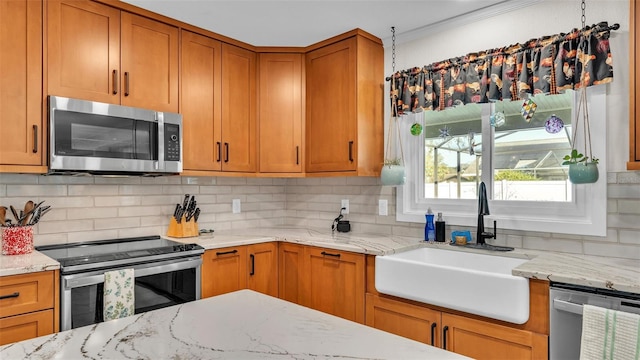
[0,289,469,360]
[0,250,59,277]
[1,226,638,295]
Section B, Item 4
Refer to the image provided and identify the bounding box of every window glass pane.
[492,91,574,202]
[423,103,482,199]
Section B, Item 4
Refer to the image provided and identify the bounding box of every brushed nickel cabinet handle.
[124,72,130,97]
[112,70,118,95]
[32,125,38,153]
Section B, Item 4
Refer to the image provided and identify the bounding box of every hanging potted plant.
[381,156,405,186]
[563,76,599,184]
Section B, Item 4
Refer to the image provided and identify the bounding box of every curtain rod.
[385,22,620,81]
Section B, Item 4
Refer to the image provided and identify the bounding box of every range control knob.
[170,134,178,142]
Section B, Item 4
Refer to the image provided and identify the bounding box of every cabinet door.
[258,53,303,173]
[181,30,222,171]
[47,0,120,104]
[441,312,548,360]
[221,44,256,172]
[365,294,442,347]
[201,247,247,298]
[0,0,43,168]
[302,247,365,323]
[0,309,54,346]
[305,38,357,172]
[121,12,178,112]
[247,242,278,297]
[278,243,304,304]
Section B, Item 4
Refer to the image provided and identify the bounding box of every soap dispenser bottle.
[425,208,435,242]
[435,212,445,242]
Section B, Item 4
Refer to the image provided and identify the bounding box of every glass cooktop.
[36,236,204,272]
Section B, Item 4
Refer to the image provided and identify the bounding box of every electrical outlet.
[232,199,241,214]
[341,199,349,214]
[379,199,388,216]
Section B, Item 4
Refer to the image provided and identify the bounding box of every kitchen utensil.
[173,204,181,222]
[193,208,200,222]
[9,205,20,224]
[0,206,7,226]
[181,194,190,213]
[21,200,35,226]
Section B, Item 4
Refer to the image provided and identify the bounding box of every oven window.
[54,110,157,160]
[70,268,196,329]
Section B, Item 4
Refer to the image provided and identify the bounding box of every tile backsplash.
[0,172,638,260]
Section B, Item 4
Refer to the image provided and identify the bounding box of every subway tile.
[200,185,232,195]
[607,199,618,213]
[68,207,118,220]
[0,174,39,184]
[96,196,141,207]
[0,184,5,197]
[141,176,182,185]
[583,242,640,260]
[608,214,640,230]
[231,219,262,229]
[94,217,140,230]
[246,178,274,185]
[215,177,247,186]
[7,184,67,197]
[33,233,68,247]
[357,223,392,235]
[608,184,640,199]
[618,200,640,214]
[68,185,118,196]
[118,226,164,238]
[140,215,168,227]
[606,172,617,184]
[217,194,246,203]
[619,230,640,245]
[330,186,362,195]
[346,177,380,186]
[522,236,583,254]
[38,219,94,234]
[119,205,174,217]
[182,177,217,185]
[119,185,163,195]
[231,186,261,194]
[161,184,200,195]
[259,186,286,194]
[43,196,94,208]
[67,230,119,243]
[139,195,181,206]
[94,177,141,185]
[617,171,640,184]
[38,176,93,185]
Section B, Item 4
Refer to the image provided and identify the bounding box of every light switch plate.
[341,199,349,214]
[379,199,388,216]
[232,199,241,214]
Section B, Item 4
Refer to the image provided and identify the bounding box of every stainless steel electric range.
[36,236,204,331]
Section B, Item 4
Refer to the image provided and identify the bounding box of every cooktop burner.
[36,236,204,273]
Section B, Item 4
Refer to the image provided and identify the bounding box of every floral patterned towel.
[103,269,135,321]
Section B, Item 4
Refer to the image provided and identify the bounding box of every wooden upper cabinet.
[47,0,178,112]
[221,44,257,172]
[630,0,640,170]
[305,32,384,175]
[47,0,120,104]
[181,30,222,171]
[120,12,178,112]
[258,53,303,173]
[0,0,43,170]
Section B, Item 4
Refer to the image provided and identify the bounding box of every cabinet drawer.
[0,272,54,318]
[0,309,54,346]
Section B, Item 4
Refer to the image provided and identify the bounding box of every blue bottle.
[425,208,435,242]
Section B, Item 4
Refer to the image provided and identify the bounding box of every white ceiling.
[122,0,520,47]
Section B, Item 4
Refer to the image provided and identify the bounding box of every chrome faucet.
[476,182,496,245]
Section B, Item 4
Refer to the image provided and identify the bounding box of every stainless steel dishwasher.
[549,283,640,360]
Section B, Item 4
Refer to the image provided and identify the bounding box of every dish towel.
[580,304,640,360]
[103,269,135,321]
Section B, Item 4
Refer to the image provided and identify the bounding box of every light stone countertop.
[1,226,638,295]
[0,289,469,360]
[0,250,59,277]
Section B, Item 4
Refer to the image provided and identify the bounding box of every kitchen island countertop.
[0,289,469,360]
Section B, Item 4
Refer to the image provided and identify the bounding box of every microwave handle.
[156,112,165,170]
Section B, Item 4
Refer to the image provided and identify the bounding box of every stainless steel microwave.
[48,96,182,175]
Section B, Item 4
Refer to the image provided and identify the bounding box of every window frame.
[396,85,607,237]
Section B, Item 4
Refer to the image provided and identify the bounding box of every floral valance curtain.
[390,21,617,115]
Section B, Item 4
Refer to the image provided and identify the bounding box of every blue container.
[425,211,435,241]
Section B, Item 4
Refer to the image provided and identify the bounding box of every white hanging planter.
[381,162,406,186]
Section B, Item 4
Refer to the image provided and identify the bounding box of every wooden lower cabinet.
[366,293,548,360]
[278,243,304,303]
[0,271,57,346]
[201,243,278,298]
[443,312,548,360]
[301,247,365,323]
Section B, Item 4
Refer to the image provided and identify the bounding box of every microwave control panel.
[164,124,181,161]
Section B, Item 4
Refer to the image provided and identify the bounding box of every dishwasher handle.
[553,298,583,315]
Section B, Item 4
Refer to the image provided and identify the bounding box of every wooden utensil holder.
[166,217,199,238]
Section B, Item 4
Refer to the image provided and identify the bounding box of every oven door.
[60,257,201,331]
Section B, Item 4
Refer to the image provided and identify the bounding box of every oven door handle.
[64,258,202,289]
[553,298,584,315]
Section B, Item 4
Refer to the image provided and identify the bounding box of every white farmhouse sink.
[375,247,530,324]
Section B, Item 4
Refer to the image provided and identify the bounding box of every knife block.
[166,216,199,238]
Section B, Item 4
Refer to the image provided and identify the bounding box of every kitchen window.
[396,86,607,237]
